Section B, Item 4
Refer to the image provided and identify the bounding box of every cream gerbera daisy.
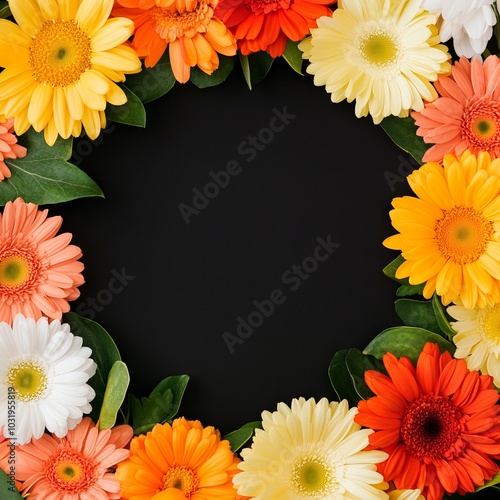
[0,314,96,445]
[0,0,142,146]
[233,397,388,500]
[448,302,500,386]
[298,0,451,124]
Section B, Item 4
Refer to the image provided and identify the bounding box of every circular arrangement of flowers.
[2,1,500,499]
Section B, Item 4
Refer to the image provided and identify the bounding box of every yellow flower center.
[291,455,335,496]
[0,254,30,288]
[163,466,199,496]
[6,361,48,402]
[435,207,493,265]
[29,19,92,87]
[361,33,399,65]
[477,305,500,345]
[472,116,496,139]
[151,1,214,42]
[352,21,404,79]
[47,449,97,493]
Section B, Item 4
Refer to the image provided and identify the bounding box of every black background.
[52,57,496,499]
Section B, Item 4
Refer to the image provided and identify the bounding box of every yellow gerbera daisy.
[0,0,142,146]
[298,0,451,124]
[384,150,500,310]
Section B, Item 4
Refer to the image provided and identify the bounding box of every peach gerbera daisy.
[0,117,27,182]
[112,0,237,84]
[0,0,141,146]
[14,417,133,499]
[383,150,500,309]
[115,417,242,499]
[0,198,84,323]
[214,0,335,58]
[355,342,500,500]
[412,55,500,163]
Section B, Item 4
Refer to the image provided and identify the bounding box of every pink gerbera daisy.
[13,417,133,499]
[0,118,26,182]
[0,198,84,323]
[412,55,500,162]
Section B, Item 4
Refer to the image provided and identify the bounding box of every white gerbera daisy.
[423,0,497,58]
[448,303,500,387]
[299,0,451,124]
[233,397,388,500]
[0,314,96,445]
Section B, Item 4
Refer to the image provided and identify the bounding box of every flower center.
[435,207,493,265]
[151,1,215,41]
[244,0,291,15]
[46,449,97,493]
[0,254,30,287]
[290,455,335,497]
[6,361,48,402]
[163,466,199,496]
[353,21,404,78]
[29,19,92,87]
[361,33,398,65]
[477,305,500,346]
[462,100,500,153]
[400,394,464,460]
[0,248,43,300]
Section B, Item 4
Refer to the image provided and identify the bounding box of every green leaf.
[190,55,235,88]
[0,1,11,18]
[380,115,428,165]
[395,298,442,335]
[432,293,457,339]
[1,128,103,206]
[0,469,22,499]
[130,375,189,435]
[282,40,304,75]
[382,255,425,297]
[123,54,176,103]
[477,472,500,491]
[364,326,455,364]
[105,84,146,127]
[222,424,258,453]
[63,312,122,422]
[328,349,384,407]
[239,52,274,90]
[99,361,130,430]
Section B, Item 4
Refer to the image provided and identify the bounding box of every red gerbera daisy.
[214,0,335,57]
[355,342,500,500]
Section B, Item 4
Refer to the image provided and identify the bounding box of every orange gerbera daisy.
[0,198,84,323]
[115,417,242,499]
[13,417,133,499]
[112,0,237,83]
[412,55,500,163]
[355,342,500,500]
[214,0,335,57]
[0,117,27,182]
